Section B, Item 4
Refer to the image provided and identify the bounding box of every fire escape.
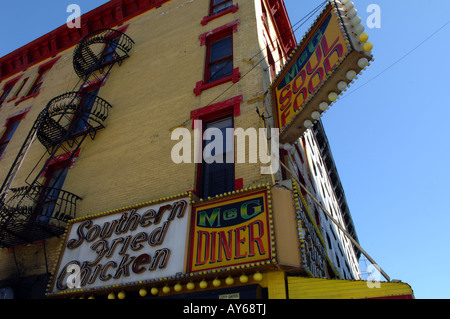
[0,28,134,248]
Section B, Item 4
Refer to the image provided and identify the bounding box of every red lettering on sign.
[277,31,346,129]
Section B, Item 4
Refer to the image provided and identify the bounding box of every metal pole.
[276,155,391,282]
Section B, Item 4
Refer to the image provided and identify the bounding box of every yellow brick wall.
[265,271,287,299]
[0,0,278,280]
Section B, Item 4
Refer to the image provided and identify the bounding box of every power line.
[341,19,450,100]
[205,1,327,107]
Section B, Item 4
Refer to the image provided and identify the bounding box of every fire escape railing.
[73,28,134,80]
[0,28,134,248]
[36,91,112,152]
[0,186,82,247]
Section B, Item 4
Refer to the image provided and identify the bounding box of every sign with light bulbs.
[187,190,273,273]
[46,195,191,296]
[271,0,373,144]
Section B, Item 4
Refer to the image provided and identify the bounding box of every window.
[0,83,15,104]
[200,116,235,198]
[202,1,238,25]
[211,0,233,15]
[11,77,28,100]
[35,160,69,224]
[70,82,101,135]
[23,56,60,100]
[266,45,276,81]
[195,20,240,96]
[99,35,120,67]
[0,115,22,158]
[27,67,49,96]
[34,149,79,224]
[207,35,233,83]
[0,75,22,105]
[191,95,243,198]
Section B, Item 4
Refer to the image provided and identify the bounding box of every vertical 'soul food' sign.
[47,196,190,295]
[272,0,373,144]
[188,190,273,273]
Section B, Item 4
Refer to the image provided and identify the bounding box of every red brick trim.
[201,3,239,26]
[190,95,243,128]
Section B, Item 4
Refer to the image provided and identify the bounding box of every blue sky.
[1,0,449,299]
[284,0,450,299]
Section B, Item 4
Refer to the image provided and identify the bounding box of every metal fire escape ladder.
[0,28,134,248]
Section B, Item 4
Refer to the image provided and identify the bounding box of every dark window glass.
[208,36,233,82]
[201,116,234,198]
[0,117,21,157]
[37,162,69,224]
[212,0,233,15]
[0,84,14,103]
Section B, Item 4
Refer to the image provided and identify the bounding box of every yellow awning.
[288,276,414,299]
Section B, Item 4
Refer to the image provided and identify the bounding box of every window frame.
[195,20,241,96]
[0,116,21,159]
[211,0,233,15]
[15,56,61,105]
[199,115,235,199]
[201,1,238,26]
[191,95,244,197]
[206,34,234,83]
[0,75,22,107]
[69,81,102,135]
[0,108,30,159]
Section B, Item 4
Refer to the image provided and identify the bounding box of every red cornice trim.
[190,95,243,129]
[198,19,240,46]
[40,148,81,177]
[194,67,241,96]
[0,0,171,82]
[201,3,239,26]
[263,0,297,56]
[3,106,31,127]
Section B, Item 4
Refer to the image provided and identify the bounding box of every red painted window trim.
[0,0,171,83]
[198,20,240,46]
[190,95,243,196]
[40,149,81,178]
[195,20,241,96]
[190,95,243,129]
[7,77,28,104]
[0,74,23,107]
[201,2,239,26]
[3,106,31,127]
[15,56,61,106]
[0,107,31,159]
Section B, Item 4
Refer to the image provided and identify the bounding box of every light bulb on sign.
[311,111,321,120]
[344,2,355,11]
[363,42,373,52]
[199,279,208,289]
[354,24,365,35]
[351,16,362,26]
[359,33,369,43]
[346,70,357,80]
[174,283,183,292]
[303,120,313,128]
[151,287,159,295]
[347,8,357,18]
[358,58,369,68]
[328,92,338,101]
[337,81,348,91]
[319,102,329,111]
[186,282,195,290]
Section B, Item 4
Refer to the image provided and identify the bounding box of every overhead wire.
[205,1,327,108]
[203,0,394,281]
[339,19,450,101]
